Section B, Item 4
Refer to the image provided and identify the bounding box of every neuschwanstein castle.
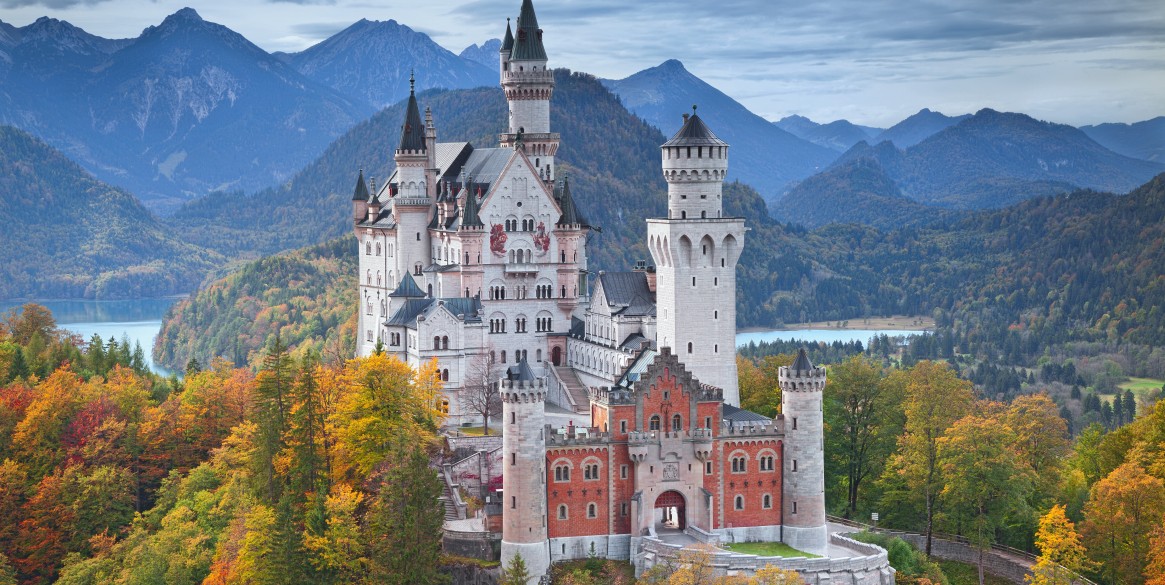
[349,1,893,583]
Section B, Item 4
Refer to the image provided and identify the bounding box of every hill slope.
[775,115,882,152]
[286,19,495,109]
[873,108,969,148]
[602,59,838,202]
[0,125,222,299]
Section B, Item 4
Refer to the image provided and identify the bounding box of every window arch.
[441,369,449,382]
[759,450,777,472]
[672,414,682,432]
[442,335,449,349]
[763,494,772,509]
[734,495,744,510]
[587,503,597,518]
[557,504,568,520]
[687,342,693,353]
[582,458,601,480]
[553,460,571,482]
[649,415,661,431]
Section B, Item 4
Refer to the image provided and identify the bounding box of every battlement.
[500,377,546,404]
[545,425,610,446]
[778,365,826,392]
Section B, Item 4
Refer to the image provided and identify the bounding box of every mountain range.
[1080,117,1165,163]
[774,115,882,152]
[601,59,838,200]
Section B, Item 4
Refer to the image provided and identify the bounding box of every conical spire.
[510,0,547,61]
[663,106,727,147]
[351,169,370,201]
[398,72,426,152]
[791,348,814,373]
[501,18,514,52]
[556,174,584,227]
[461,183,484,228]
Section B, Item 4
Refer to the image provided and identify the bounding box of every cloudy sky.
[2,0,1162,127]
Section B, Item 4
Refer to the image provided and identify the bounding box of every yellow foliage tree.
[1027,504,1093,585]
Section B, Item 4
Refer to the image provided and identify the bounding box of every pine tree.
[500,553,532,585]
[363,440,448,585]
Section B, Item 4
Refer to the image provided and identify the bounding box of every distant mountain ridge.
[602,59,838,202]
[1080,117,1165,163]
[459,38,502,69]
[872,108,970,148]
[774,115,882,152]
[0,8,373,213]
[285,19,496,109]
[827,109,1165,209]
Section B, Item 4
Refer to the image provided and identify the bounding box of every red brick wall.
[717,438,783,529]
[610,404,635,439]
[610,445,634,534]
[639,367,687,431]
[547,447,610,538]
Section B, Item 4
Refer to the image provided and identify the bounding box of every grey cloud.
[268,0,336,5]
[0,0,108,8]
[290,21,350,37]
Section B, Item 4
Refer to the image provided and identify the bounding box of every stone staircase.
[440,483,458,521]
[554,365,590,413]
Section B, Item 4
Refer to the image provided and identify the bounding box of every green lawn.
[721,541,820,558]
[456,426,500,436]
[1119,377,1164,394]
[936,559,1012,585]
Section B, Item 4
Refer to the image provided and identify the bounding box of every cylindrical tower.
[778,349,827,555]
[498,0,559,183]
[500,359,549,584]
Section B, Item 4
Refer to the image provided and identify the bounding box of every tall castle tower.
[646,110,745,405]
[778,349,828,555]
[500,359,549,583]
[394,74,435,277]
[499,0,559,183]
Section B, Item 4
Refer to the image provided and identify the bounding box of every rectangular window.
[512,496,516,509]
[793,501,798,514]
[620,465,628,479]
[706,461,713,475]
[621,503,629,516]
[793,417,798,430]
[705,416,712,429]
[620,420,627,433]
[511,453,516,466]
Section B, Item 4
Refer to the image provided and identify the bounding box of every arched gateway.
[654,490,686,531]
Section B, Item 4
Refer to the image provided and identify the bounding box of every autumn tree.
[1080,462,1165,585]
[1146,522,1165,585]
[879,360,974,554]
[739,354,792,418]
[824,356,904,516]
[1004,394,1070,507]
[0,553,15,585]
[303,484,364,584]
[939,415,1032,585]
[1027,504,1093,585]
[751,566,804,585]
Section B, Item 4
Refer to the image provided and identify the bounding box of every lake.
[736,328,927,347]
[0,298,182,375]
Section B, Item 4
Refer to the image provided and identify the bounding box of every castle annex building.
[349,1,834,581]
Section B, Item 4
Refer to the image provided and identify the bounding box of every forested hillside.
[0,126,222,299]
[153,237,358,371]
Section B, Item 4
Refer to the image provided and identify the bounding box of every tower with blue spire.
[499,0,559,183]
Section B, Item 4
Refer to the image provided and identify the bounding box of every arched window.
[365,242,371,255]
[441,369,449,382]
[763,494,772,509]
[687,342,693,353]
[672,414,682,432]
[500,350,507,363]
[442,336,449,349]
[587,503,597,518]
[649,415,661,431]
[558,504,568,520]
[735,495,744,510]
[554,464,570,482]
[375,242,381,256]
[434,336,441,350]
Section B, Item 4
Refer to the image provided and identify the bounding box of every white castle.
[350,2,891,582]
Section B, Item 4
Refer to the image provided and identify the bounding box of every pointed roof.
[398,73,426,152]
[508,356,536,381]
[389,272,426,298]
[351,169,370,201]
[791,348,814,373]
[556,174,585,226]
[501,18,514,52]
[662,109,727,148]
[510,0,547,61]
[461,186,484,228]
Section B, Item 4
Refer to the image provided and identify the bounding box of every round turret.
[778,349,827,555]
[500,358,549,584]
[661,109,728,220]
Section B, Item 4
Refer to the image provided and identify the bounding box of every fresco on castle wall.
[490,224,507,256]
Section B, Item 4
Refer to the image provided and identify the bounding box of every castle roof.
[556,174,587,227]
[510,0,547,61]
[662,111,727,148]
[389,272,426,298]
[722,404,771,424]
[597,271,655,317]
[501,18,514,52]
[461,184,484,228]
[508,356,537,381]
[397,75,426,152]
[791,348,814,373]
[351,169,370,201]
[385,296,483,329]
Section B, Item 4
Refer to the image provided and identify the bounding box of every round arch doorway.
[654,490,686,532]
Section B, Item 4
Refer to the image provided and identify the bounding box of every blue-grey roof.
[386,298,433,327]
[619,333,651,352]
[662,112,727,148]
[723,404,771,423]
[510,0,547,61]
[598,272,656,317]
[352,169,370,201]
[398,77,426,152]
[508,357,536,381]
[389,272,426,298]
[386,296,483,329]
[616,348,658,387]
[791,348,814,372]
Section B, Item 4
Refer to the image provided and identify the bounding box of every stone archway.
[654,490,686,531]
[552,346,562,366]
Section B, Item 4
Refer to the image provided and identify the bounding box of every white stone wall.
[549,534,632,563]
[647,218,744,405]
[357,228,397,357]
[508,97,551,134]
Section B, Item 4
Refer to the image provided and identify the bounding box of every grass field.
[455,426,500,436]
[1120,377,1164,394]
[937,559,1013,585]
[721,541,820,558]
